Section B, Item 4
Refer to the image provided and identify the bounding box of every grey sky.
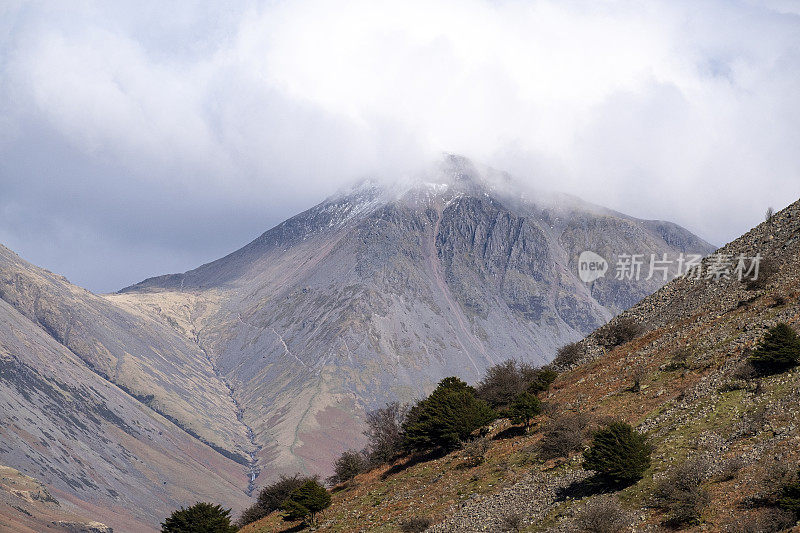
[1,0,798,293]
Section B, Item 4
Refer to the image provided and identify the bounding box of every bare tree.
[574,495,630,533]
[364,402,408,466]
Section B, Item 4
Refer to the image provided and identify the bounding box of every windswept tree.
[508,392,542,430]
[281,479,331,526]
[161,502,237,533]
[476,360,556,410]
[402,377,495,452]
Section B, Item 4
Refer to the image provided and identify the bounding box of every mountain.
[242,199,800,532]
[116,155,712,479]
[0,155,713,530]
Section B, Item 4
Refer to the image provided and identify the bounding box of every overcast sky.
[1,0,799,293]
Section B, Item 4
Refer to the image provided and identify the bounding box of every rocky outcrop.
[53,521,113,533]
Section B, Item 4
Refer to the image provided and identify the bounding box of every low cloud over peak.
[1,0,798,292]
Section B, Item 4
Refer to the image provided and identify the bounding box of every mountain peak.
[331,154,513,209]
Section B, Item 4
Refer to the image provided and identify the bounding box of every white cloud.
[0,0,798,290]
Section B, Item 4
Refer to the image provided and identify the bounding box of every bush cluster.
[329,359,556,486]
[236,474,312,527]
[652,456,710,526]
[475,360,556,410]
[320,358,560,526]
[538,412,590,461]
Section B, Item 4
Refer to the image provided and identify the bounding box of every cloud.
[0,0,798,291]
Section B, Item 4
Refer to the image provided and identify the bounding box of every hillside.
[115,155,713,482]
[242,197,800,532]
[0,272,249,531]
[0,464,111,533]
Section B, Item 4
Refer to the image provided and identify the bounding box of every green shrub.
[328,449,368,485]
[281,479,331,526]
[777,469,800,516]
[161,502,237,533]
[508,392,542,429]
[236,474,311,527]
[402,377,495,452]
[583,422,652,486]
[749,323,800,375]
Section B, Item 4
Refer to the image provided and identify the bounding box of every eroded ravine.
[194,332,262,496]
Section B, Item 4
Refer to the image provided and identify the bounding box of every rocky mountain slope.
[0,464,111,533]
[244,197,800,532]
[0,156,712,531]
[116,155,712,481]
[0,271,250,531]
